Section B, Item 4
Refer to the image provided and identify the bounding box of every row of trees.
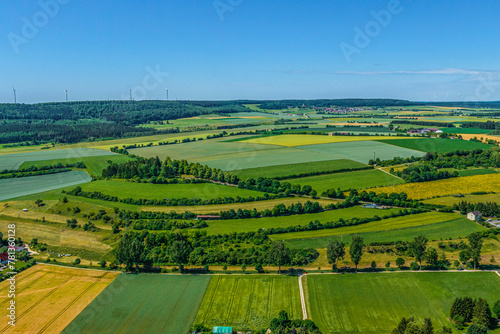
[454,201,500,217]
[219,201,326,219]
[65,185,284,207]
[115,231,318,271]
[327,232,485,272]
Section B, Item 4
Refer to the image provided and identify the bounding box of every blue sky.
[1,0,500,103]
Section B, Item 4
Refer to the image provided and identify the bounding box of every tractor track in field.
[298,274,308,320]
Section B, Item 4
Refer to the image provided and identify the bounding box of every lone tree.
[168,233,193,274]
[326,240,345,270]
[409,235,428,270]
[268,240,290,274]
[35,199,43,207]
[467,232,483,270]
[349,235,363,273]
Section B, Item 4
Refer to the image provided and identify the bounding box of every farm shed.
[213,326,233,334]
[467,211,482,222]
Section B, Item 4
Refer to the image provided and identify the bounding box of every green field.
[377,138,493,153]
[422,192,500,206]
[194,275,302,330]
[284,218,486,249]
[287,169,405,193]
[272,211,460,241]
[129,135,280,161]
[0,171,92,201]
[21,154,133,177]
[307,272,500,334]
[230,159,367,179]
[78,180,264,200]
[297,140,426,164]
[0,148,116,171]
[63,274,211,334]
[205,206,401,235]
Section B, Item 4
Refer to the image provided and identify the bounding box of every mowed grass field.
[287,169,405,193]
[21,154,133,177]
[78,180,264,200]
[241,134,409,147]
[205,206,401,235]
[377,137,493,153]
[0,148,115,171]
[306,273,500,334]
[63,274,211,334]
[369,173,500,200]
[283,217,485,249]
[230,159,367,179]
[194,275,302,330]
[0,171,92,201]
[0,264,119,334]
[271,212,461,242]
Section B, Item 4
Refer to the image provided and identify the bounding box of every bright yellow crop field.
[460,133,500,145]
[241,134,412,147]
[368,173,500,200]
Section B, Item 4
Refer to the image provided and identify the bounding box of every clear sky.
[1,0,500,103]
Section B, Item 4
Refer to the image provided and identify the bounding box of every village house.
[467,211,482,222]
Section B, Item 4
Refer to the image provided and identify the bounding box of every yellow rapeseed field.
[242,134,413,147]
[367,173,500,200]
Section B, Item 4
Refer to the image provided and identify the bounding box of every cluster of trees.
[461,121,500,130]
[373,148,500,169]
[265,310,322,334]
[356,190,420,208]
[450,296,500,331]
[454,201,500,217]
[65,185,284,207]
[389,164,458,183]
[392,317,450,334]
[326,235,364,272]
[219,201,326,219]
[0,120,163,145]
[115,231,319,271]
[0,100,249,144]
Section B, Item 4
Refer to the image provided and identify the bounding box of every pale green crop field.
[0,171,92,201]
[307,273,500,334]
[0,148,115,171]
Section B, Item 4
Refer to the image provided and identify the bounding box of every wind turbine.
[65,89,68,102]
[12,86,16,104]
